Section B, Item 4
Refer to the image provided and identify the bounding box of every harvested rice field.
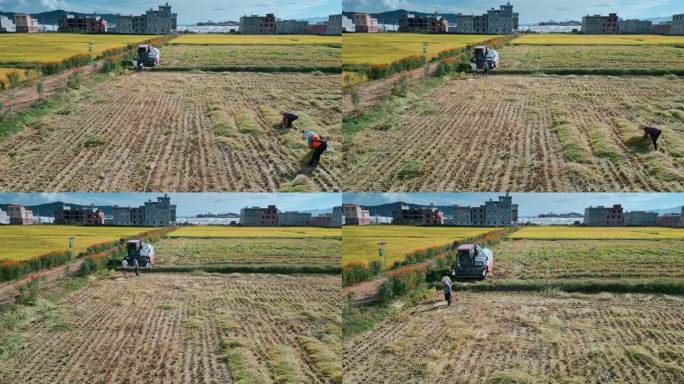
[0,273,341,384]
[154,237,341,267]
[0,71,341,192]
[344,74,684,191]
[343,290,684,384]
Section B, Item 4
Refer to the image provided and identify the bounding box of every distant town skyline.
[0,0,340,25]
[343,193,684,217]
[343,0,683,24]
[0,193,341,217]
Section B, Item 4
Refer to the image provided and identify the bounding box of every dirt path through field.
[343,62,439,114]
[0,258,84,306]
[0,63,102,112]
[344,290,684,383]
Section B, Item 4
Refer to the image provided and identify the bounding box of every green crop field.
[154,237,340,266]
[172,34,341,46]
[162,44,340,68]
[0,33,155,64]
[500,44,684,71]
[510,226,684,240]
[512,34,684,46]
[343,33,497,65]
[167,226,341,238]
[0,225,154,261]
[492,238,684,280]
[342,225,494,266]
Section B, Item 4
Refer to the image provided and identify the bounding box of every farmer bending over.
[442,271,453,306]
[642,125,662,150]
[304,130,327,168]
[282,112,299,128]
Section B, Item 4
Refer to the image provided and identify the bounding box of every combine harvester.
[452,243,493,280]
[471,46,500,72]
[133,45,161,70]
[122,240,155,269]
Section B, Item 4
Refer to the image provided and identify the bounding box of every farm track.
[0,273,341,384]
[0,71,341,192]
[344,291,684,384]
[345,75,684,191]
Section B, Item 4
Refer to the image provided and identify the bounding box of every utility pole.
[378,240,387,271]
[423,42,429,76]
[67,236,76,258]
[89,42,94,72]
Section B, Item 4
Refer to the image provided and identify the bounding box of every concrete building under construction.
[115,3,177,34]
[584,205,624,226]
[453,2,518,34]
[392,205,444,225]
[582,13,619,34]
[59,15,107,33]
[55,205,105,225]
[399,13,448,33]
[240,14,276,34]
[240,205,278,226]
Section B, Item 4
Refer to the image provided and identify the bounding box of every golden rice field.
[342,225,494,266]
[0,33,155,64]
[510,226,684,240]
[513,34,684,45]
[168,226,342,238]
[0,225,154,261]
[0,67,34,82]
[343,33,496,65]
[172,34,341,45]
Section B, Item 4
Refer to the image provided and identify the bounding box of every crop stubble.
[0,273,340,384]
[343,291,684,383]
[0,71,341,191]
[344,75,684,191]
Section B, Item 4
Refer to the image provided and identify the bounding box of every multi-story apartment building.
[115,3,177,34]
[584,204,624,226]
[59,15,107,33]
[623,211,658,226]
[342,204,371,225]
[111,195,176,226]
[0,15,16,32]
[8,205,33,225]
[582,13,619,34]
[277,211,312,226]
[327,14,342,35]
[399,13,448,33]
[651,22,672,34]
[452,195,518,226]
[657,214,681,227]
[240,205,278,226]
[332,206,344,226]
[276,20,308,34]
[673,14,684,35]
[309,214,333,227]
[352,13,379,33]
[454,3,518,34]
[14,14,40,33]
[55,205,105,225]
[619,19,652,34]
[240,14,276,34]
[392,205,444,225]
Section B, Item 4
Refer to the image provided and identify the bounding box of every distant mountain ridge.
[0,9,119,25]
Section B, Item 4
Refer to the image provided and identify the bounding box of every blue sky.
[343,0,684,24]
[343,193,684,217]
[0,0,340,24]
[0,193,341,217]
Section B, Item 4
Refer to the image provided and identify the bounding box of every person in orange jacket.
[304,130,327,167]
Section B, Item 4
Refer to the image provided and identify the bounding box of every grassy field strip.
[168,226,341,238]
[454,278,684,295]
[173,34,341,45]
[0,33,156,64]
[510,226,684,240]
[342,226,494,266]
[0,225,154,261]
[343,33,497,65]
[512,34,684,45]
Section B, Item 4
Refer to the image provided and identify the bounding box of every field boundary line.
[451,278,684,295]
[495,68,684,76]
[165,235,342,240]
[122,264,341,275]
[150,66,342,73]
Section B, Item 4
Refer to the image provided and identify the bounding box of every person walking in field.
[303,130,327,168]
[282,112,299,128]
[442,271,453,306]
[642,125,662,150]
[482,61,489,78]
